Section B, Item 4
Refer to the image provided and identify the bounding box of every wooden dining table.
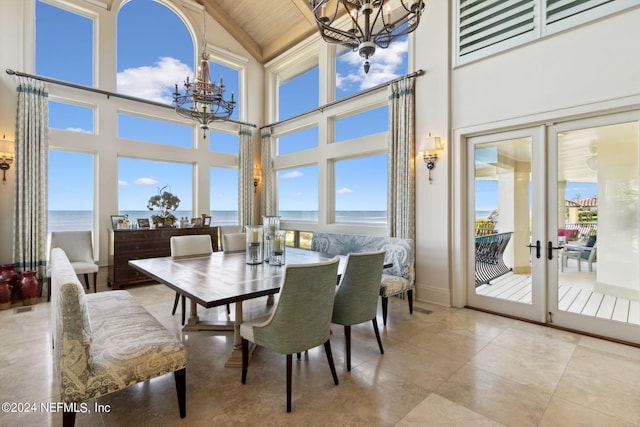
[129,248,344,367]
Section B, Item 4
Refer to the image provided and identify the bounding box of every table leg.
[182,298,234,332]
[225,301,245,368]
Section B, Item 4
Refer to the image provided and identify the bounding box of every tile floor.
[1,275,640,426]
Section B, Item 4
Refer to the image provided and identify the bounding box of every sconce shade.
[419,135,443,154]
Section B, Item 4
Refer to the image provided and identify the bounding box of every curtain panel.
[238,126,253,226]
[260,127,277,216]
[387,76,416,240]
[13,77,49,279]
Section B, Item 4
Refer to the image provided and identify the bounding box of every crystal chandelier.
[173,12,235,139]
[309,0,425,73]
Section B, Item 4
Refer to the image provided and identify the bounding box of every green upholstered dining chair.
[240,257,341,413]
[332,250,386,371]
[170,234,214,325]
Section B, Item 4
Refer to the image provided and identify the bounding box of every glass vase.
[269,230,286,266]
[262,216,281,262]
[245,225,263,265]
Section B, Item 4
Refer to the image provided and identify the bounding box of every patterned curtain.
[260,127,277,216]
[13,77,49,279]
[387,76,416,240]
[238,126,253,226]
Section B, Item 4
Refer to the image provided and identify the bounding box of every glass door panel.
[550,117,640,343]
[467,129,545,321]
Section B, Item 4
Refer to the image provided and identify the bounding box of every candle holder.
[262,216,281,262]
[245,225,263,265]
[269,230,286,266]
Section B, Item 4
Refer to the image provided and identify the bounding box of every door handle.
[526,240,541,259]
[548,241,563,260]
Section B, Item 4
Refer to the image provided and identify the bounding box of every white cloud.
[213,193,224,199]
[336,39,409,92]
[118,180,129,186]
[281,170,303,179]
[117,57,193,104]
[64,127,91,133]
[134,177,159,185]
[337,187,353,194]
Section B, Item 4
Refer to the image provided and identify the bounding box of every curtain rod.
[5,68,258,128]
[261,69,424,130]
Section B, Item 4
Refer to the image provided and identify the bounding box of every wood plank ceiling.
[203,0,319,64]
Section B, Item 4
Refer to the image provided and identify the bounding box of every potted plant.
[147,185,180,227]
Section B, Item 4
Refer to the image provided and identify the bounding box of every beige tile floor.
[1,273,640,427]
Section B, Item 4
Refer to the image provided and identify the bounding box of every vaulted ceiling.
[202,0,319,64]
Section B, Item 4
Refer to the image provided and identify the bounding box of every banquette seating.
[311,232,415,326]
[50,248,186,427]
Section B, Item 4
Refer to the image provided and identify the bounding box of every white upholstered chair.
[47,230,98,301]
[170,235,214,325]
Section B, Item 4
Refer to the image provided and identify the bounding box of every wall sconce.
[419,133,443,183]
[0,135,14,184]
[253,167,262,193]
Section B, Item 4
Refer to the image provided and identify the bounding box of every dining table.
[129,247,345,367]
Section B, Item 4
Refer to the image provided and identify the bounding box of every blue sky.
[39,0,407,214]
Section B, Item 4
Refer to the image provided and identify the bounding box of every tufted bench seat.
[311,233,415,325]
[50,248,187,427]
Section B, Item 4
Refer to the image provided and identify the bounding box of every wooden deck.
[475,267,640,325]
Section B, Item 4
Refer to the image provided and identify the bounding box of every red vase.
[0,279,12,310]
[0,264,18,304]
[19,271,39,306]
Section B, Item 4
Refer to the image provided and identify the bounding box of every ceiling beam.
[289,0,317,25]
[204,1,264,62]
[262,21,319,63]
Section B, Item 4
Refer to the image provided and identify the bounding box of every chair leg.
[63,410,76,427]
[174,368,186,418]
[92,272,97,293]
[83,273,90,290]
[372,318,384,354]
[227,303,231,315]
[323,340,339,386]
[381,296,389,326]
[407,289,413,315]
[241,338,249,384]
[47,277,52,302]
[181,295,186,325]
[286,353,293,413]
[172,292,180,315]
[344,325,351,371]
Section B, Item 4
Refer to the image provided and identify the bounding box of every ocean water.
[47,210,388,231]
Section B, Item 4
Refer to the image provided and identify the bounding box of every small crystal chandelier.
[173,12,235,139]
[309,0,425,73]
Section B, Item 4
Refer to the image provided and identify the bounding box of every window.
[209,130,239,155]
[210,61,240,121]
[335,106,388,142]
[278,65,319,121]
[278,165,319,221]
[36,0,93,86]
[277,127,319,155]
[335,155,387,223]
[456,0,640,65]
[118,114,192,147]
[118,158,193,223]
[335,35,408,100]
[116,0,192,104]
[49,100,94,134]
[48,151,94,232]
[211,167,238,225]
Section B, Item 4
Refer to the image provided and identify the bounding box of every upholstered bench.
[50,248,187,427]
[311,233,415,325]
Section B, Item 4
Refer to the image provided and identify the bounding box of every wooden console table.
[108,227,219,289]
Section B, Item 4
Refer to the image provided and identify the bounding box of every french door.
[466,127,546,322]
[466,113,640,344]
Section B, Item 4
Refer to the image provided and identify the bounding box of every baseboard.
[415,282,450,306]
